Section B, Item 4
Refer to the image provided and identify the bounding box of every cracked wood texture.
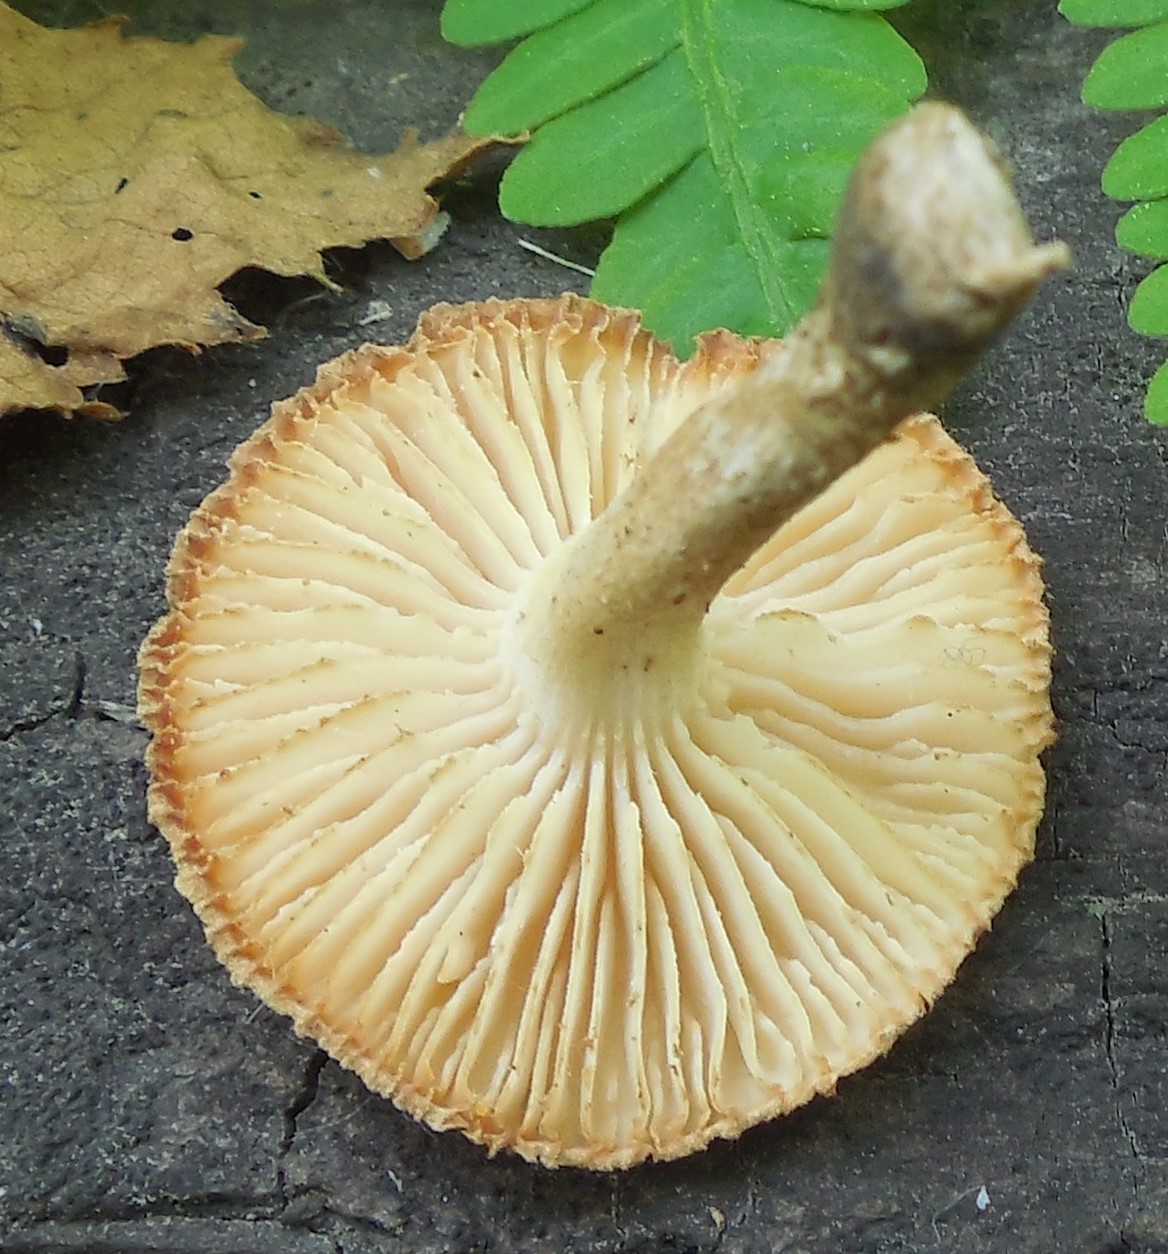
[0,0,1165,1250]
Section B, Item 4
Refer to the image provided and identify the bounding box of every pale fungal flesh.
[141,296,1051,1168]
[140,105,1064,1169]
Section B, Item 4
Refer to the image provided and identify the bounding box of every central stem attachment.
[512,104,1068,728]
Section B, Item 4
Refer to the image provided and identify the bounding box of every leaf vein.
[680,0,797,329]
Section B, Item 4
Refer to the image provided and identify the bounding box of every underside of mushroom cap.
[139,294,1053,1170]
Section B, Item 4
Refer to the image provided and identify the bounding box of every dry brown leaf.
[0,333,122,422]
[0,4,495,420]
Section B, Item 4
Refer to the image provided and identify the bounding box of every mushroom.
[139,104,1067,1169]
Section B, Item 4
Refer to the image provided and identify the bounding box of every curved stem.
[516,104,1068,717]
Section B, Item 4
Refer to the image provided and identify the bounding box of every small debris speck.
[516,237,596,277]
[357,300,396,327]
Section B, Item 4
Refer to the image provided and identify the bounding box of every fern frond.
[444,0,925,353]
[1063,0,1168,421]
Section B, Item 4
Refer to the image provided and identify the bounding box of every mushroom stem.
[514,103,1068,719]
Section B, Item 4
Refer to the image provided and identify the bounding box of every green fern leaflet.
[443,0,924,354]
[1063,0,1168,422]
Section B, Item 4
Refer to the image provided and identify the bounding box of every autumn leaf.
[0,4,494,420]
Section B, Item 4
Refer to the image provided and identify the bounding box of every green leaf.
[1145,358,1168,422]
[592,153,830,349]
[498,50,706,225]
[1082,20,1168,108]
[1060,0,1168,27]
[1117,198,1168,256]
[1103,115,1168,198]
[441,0,593,46]
[791,0,914,9]
[1128,264,1168,333]
[465,0,678,135]
[592,66,911,349]
[1069,0,1168,419]
[452,0,925,353]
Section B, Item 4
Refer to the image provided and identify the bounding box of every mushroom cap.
[139,294,1053,1169]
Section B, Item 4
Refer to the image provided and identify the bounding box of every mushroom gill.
[140,104,1064,1169]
